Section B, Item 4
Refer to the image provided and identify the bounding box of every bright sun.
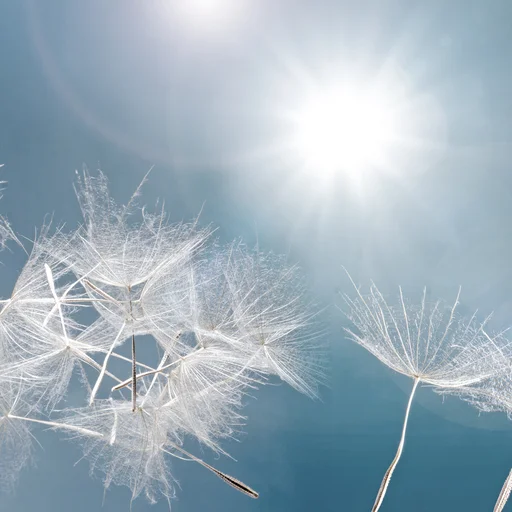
[292,85,399,176]
[173,0,245,31]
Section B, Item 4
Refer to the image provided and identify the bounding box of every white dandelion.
[0,169,324,507]
[342,272,507,512]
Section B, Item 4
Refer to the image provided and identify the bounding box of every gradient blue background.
[2,1,512,510]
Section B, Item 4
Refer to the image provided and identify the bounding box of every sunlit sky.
[2,0,512,511]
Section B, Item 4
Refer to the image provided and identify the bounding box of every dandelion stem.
[131,332,136,412]
[77,349,129,388]
[113,344,203,393]
[162,445,258,499]
[8,414,103,438]
[0,297,115,305]
[90,322,126,405]
[43,262,104,327]
[140,333,182,405]
[44,264,70,346]
[83,279,122,305]
[494,468,512,512]
[140,350,171,400]
[112,360,174,392]
[128,289,137,412]
[371,377,420,512]
[106,351,155,371]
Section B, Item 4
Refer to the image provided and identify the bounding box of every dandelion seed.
[341,271,506,511]
[0,169,324,506]
[162,443,258,499]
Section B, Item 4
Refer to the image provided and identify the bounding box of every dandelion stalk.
[131,332,136,411]
[105,350,155,371]
[90,322,127,405]
[112,345,203,392]
[162,444,258,499]
[494,469,512,512]
[7,414,103,438]
[128,286,137,412]
[371,377,419,512]
[44,264,70,346]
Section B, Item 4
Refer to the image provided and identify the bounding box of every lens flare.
[292,86,399,176]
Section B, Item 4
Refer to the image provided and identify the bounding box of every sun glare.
[173,0,245,31]
[292,86,399,176]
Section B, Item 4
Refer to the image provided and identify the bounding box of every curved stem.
[371,377,420,512]
[494,469,512,512]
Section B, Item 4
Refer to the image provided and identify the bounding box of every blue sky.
[2,1,512,511]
